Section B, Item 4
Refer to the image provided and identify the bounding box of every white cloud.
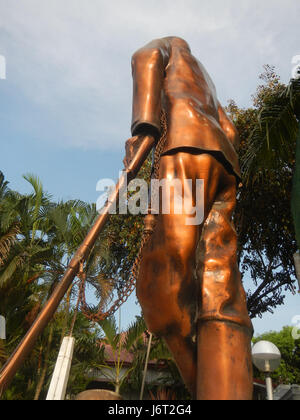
[0,0,299,149]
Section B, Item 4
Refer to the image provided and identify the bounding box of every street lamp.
[252,340,281,400]
[294,252,300,292]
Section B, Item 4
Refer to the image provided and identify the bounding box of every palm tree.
[0,174,56,399]
[0,172,20,268]
[30,198,116,399]
[241,73,300,248]
[94,316,146,395]
[225,69,299,318]
[0,174,114,399]
[92,315,190,399]
[0,174,57,331]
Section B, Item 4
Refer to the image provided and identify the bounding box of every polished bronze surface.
[0,37,253,400]
[197,321,253,400]
[131,36,241,179]
[131,37,253,400]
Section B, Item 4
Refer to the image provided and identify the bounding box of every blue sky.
[0,0,299,335]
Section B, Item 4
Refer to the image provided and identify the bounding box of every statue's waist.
[161,134,241,180]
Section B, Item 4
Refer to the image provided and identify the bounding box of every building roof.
[98,331,165,369]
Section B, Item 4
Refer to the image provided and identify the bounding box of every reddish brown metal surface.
[0,135,155,397]
[131,36,241,179]
[197,321,253,400]
[132,37,253,400]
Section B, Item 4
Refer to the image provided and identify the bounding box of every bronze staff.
[0,134,155,396]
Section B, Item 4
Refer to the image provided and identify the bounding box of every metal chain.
[153,111,168,180]
[78,111,168,322]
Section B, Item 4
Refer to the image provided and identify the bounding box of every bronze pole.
[0,135,155,397]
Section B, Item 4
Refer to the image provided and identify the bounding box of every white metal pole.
[264,361,273,401]
[265,373,273,400]
[140,333,153,401]
[46,336,75,400]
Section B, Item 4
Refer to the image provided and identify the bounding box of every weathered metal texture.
[132,37,253,400]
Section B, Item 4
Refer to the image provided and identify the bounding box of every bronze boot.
[197,321,253,400]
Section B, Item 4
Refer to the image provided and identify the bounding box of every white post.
[140,333,153,400]
[46,336,75,400]
[265,373,273,401]
[0,316,6,340]
[264,360,273,400]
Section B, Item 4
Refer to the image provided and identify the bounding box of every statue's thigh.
[137,151,225,333]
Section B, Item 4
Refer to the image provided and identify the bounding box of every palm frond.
[23,174,43,206]
[123,316,146,351]
[99,317,119,350]
[150,336,172,361]
[0,254,26,289]
[0,171,9,200]
[242,95,298,185]
[23,173,52,204]
[92,273,115,308]
[69,207,86,244]
[0,223,20,266]
[23,174,46,243]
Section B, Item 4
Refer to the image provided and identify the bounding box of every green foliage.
[65,313,104,397]
[94,314,190,400]
[253,327,300,385]
[0,173,114,399]
[242,67,299,185]
[147,334,191,400]
[94,316,147,394]
[96,156,152,296]
[227,66,298,318]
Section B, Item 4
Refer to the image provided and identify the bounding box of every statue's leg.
[137,152,223,398]
[138,211,199,397]
[196,171,253,400]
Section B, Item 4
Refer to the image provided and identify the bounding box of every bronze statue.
[0,36,253,400]
[125,37,253,400]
